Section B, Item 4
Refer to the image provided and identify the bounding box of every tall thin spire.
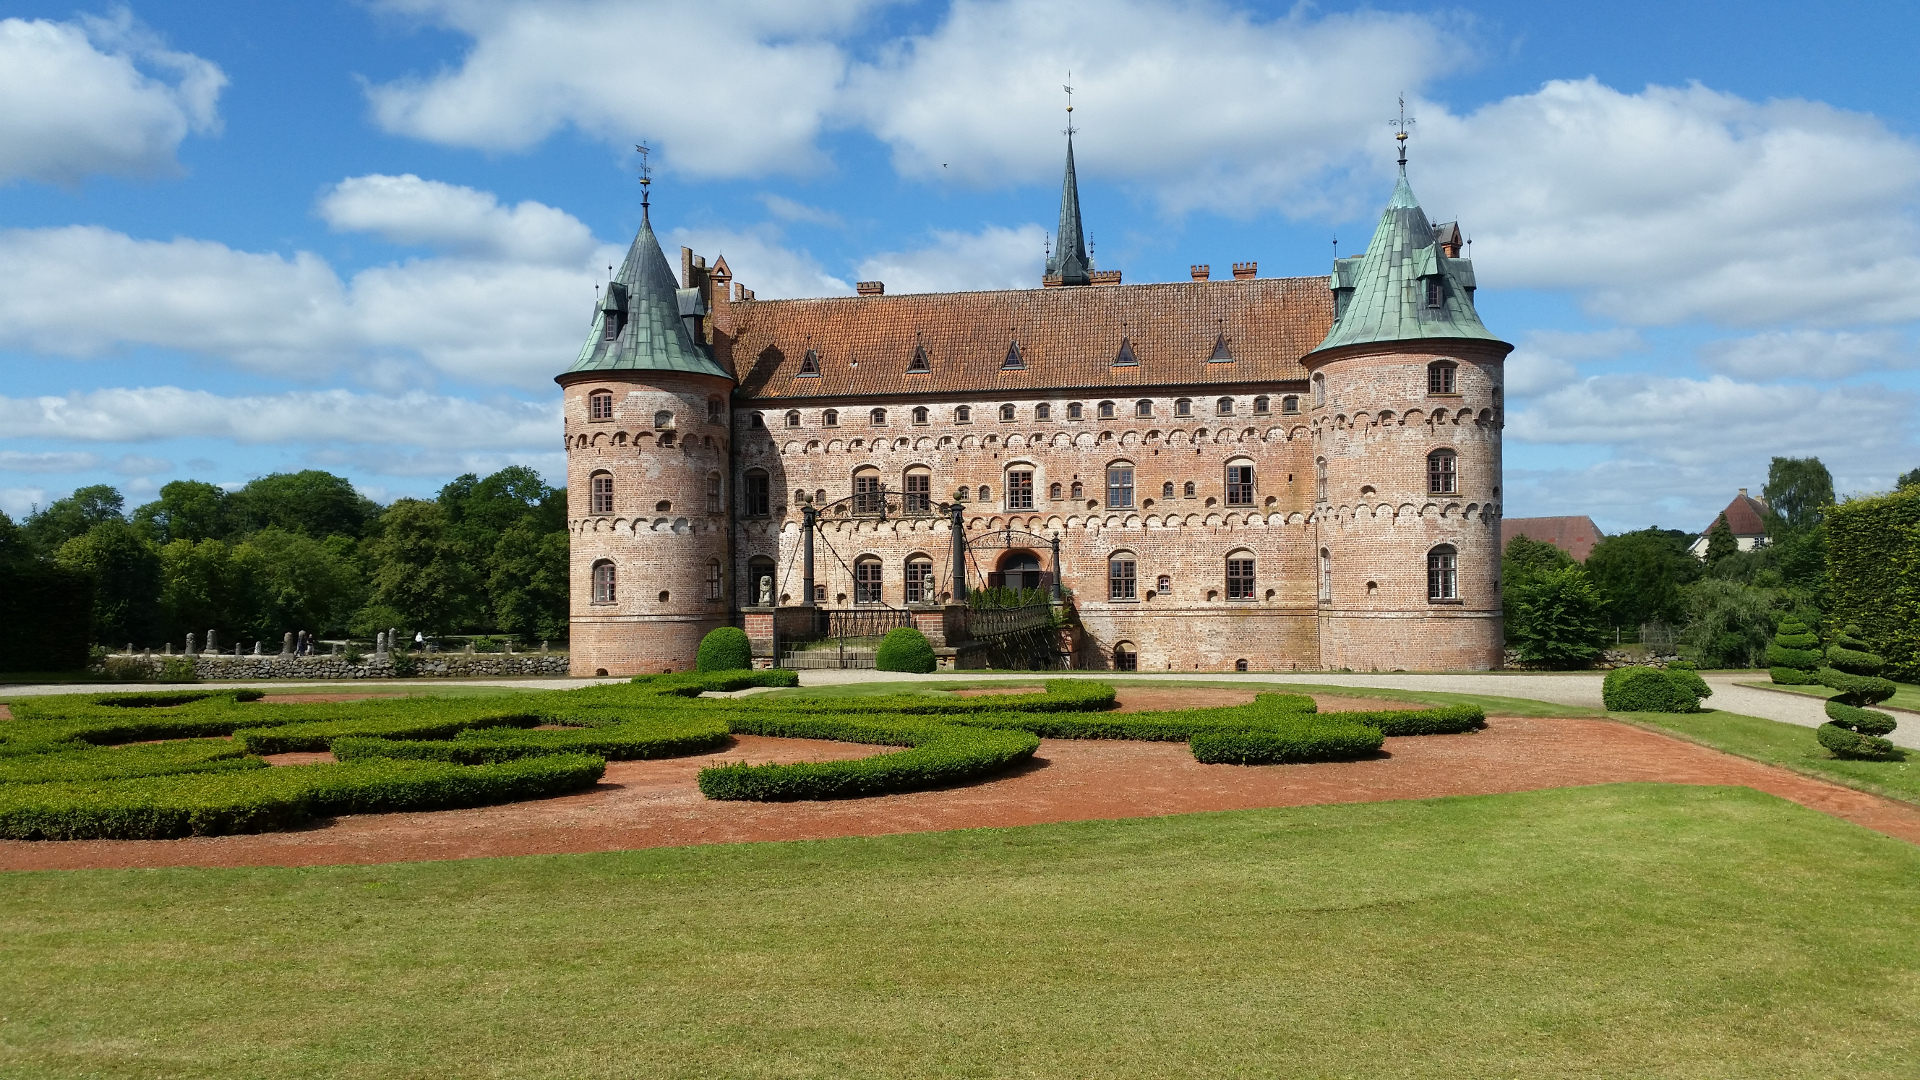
[1046,73,1091,286]
[635,141,653,223]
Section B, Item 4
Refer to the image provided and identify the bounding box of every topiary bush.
[1767,616,1823,685]
[1816,625,1899,760]
[875,627,937,673]
[1189,721,1384,765]
[695,626,753,672]
[1602,665,1711,712]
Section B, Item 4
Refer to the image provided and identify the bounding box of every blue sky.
[2,0,1917,534]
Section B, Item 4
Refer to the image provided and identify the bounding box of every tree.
[227,471,378,539]
[488,521,568,641]
[235,528,368,640]
[1703,514,1737,564]
[1899,467,1920,490]
[1584,528,1698,631]
[0,509,93,671]
[1678,578,1775,669]
[1504,566,1607,667]
[361,499,476,635]
[133,480,232,544]
[23,485,126,555]
[55,521,160,646]
[1502,535,1574,585]
[158,538,251,645]
[1762,456,1834,537]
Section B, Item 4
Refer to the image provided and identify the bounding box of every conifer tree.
[1816,625,1898,759]
[1766,616,1822,685]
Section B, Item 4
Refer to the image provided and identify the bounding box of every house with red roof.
[1688,489,1770,558]
[1501,516,1602,562]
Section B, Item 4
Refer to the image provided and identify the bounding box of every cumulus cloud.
[0,224,609,385]
[0,10,224,184]
[666,225,851,299]
[364,0,876,175]
[1698,328,1916,380]
[757,194,843,228]
[855,224,1047,293]
[1502,329,1644,397]
[0,387,559,451]
[0,487,50,519]
[319,173,597,264]
[0,450,102,473]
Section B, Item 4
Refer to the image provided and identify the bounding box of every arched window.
[1183,480,1195,498]
[1428,360,1457,395]
[853,467,882,515]
[785,410,801,427]
[659,431,676,448]
[912,406,929,425]
[1035,403,1052,421]
[1156,574,1172,594]
[1282,395,1299,414]
[748,556,775,607]
[589,471,614,514]
[654,410,673,429]
[1225,461,1255,506]
[823,409,839,427]
[796,488,809,505]
[978,484,992,504]
[1066,402,1084,420]
[1319,548,1332,602]
[1174,398,1192,418]
[1105,461,1134,508]
[1113,641,1138,671]
[1216,397,1234,416]
[870,407,887,425]
[904,556,935,604]
[1070,481,1084,500]
[1000,403,1016,421]
[903,467,932,514]
[956,486,970,502]
[1427,449,1457,494]
[743,469,771,516]
[1226,550,1256,600]
[1312,373,1326,406]
[1108,552,1137,601]
[588,390,614,420]
[706,560,722,600]
[1135,399,1154,418]
[1097,400,1116,419]
[1428,545,1459,600]
[1162,481,1175,499]
[1006,467,1034,509]
[854,556,883,604]
[1253,396,1270,414]
[1049,481,1063,500]
[592,560,616,603]
[706,473,722,513]
[1314,457,1328,502]
[955,405,972,423]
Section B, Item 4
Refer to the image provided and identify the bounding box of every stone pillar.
[281,632,294,657]
[541,641,549,654]
[186,633,196,655]
[165,643,173,656]
[465,642,475,654]
[205,630,217,655]
[124,642,133,655]
[375,631,387,658]
[253,640,262,656]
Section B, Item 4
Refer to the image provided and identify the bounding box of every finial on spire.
[635,142,653,219]
[1388,96,1415,174]
[1062,72,1076,138]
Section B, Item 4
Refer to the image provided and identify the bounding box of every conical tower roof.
[1045,135,1091,286]
[1308,168,1505,357]
[561,212,731,381]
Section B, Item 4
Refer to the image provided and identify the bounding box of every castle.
[557,133,1510,675]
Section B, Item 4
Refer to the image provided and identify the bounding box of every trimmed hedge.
[875,627,937,673]
[334,715,730,765]
[0,739,261,786]
[3,690,283,749]
[762,679,1118,717]
[1190,721,1384,764]
[1602,666,1711,712]
[234,705,542,754]
[695,627,753,672]
[700,713,1039,801]
[0,754,606,840]
[1817,625,1899,760]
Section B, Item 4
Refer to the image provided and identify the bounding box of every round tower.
[1303,159,1510,671]
[557,207,734,675]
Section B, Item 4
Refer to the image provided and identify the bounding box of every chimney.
[856,280,885,295]
[1190,264,1210,281]
[1739,488,1748,498]
[1232,262,1257,279]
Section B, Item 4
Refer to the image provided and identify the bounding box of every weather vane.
[1062,72,1076,138]
[635,141,653,213]
[1388,96,1415,170]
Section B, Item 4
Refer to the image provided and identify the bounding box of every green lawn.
[1618,708,1920,803]
[1738,678,1920,714]
[4,784,1918,1079]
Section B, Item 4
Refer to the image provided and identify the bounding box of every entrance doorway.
[991,550,1045,592]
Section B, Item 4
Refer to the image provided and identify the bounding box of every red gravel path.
[4,716,1917,871]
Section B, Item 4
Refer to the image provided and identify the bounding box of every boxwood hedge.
[334,715,730,765]
[1190,721,1384,764]
[0,739,261,786]
[698,713,1039,801]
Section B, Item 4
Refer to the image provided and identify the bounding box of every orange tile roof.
[721,276,1334,400]
[1502,516,1603,562]
[1706,491,1770,537]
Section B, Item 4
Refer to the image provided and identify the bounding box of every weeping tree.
[1767,616,1822,685]
[1815,625,1899,760]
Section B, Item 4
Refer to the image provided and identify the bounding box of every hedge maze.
[0,675,1487,839]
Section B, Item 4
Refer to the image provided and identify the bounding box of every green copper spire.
[561,208,731,381]
[1046,133,1091,285]
[1309,164,1504,356]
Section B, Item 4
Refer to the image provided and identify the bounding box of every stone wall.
[101,653,573,680]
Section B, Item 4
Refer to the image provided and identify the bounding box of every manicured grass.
[3,784,1917,1079]
[1619,708,1920,804]
[1739,678,1920,714]
[761,678,1604,718]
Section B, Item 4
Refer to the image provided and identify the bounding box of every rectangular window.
[590,474,614,515]
[1429,364,1455,394]
[706,475,721,513]
[744,473,770,516]
[1227,559,1256,599]
[706,562,722,600]
[905,561,933,604]
[1429,551,1458,600]
[1109,558,1137,601]
[854,473,883,515]
[1225,465,1255,506]
[855,561,883,604]
[1007,470,1034,509]
[1425,279,1443,308]
[589,393,613,420]
[1429,453,1457,495]
[1106,467,1134,509]
[904,472,931,514]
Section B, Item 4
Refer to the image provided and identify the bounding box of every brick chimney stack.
[856,281,885,295]
[1190,264,1210,281]
[1232,262,1257,280]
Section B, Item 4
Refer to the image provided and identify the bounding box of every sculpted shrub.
[695,626,753,672]
[1767,616,1823,685]
[1603,666,1711,713]
[1816,625,1899,760]
[875,627,937,674]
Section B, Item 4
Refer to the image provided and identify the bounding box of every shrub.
[1767,616,1823,684]
[695,627,753,672]
[0,739,261,785]
[333,715,730,764]
[764,679,1116,717]
[1190,721,1383,765]
[699,714,1038,800]
[233,701,542,754]
[1816,625,1899,760]
[875,627,937,673]
[156,656,199,683]
[1504,565,1607,668]
[1602,666,1711,713]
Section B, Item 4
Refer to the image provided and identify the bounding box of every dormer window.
[1114,337,1138,366]
[798,348,821,376]
[1002,341,1024,370]
[1425,279,1444,308]
[907,344,930,373]
[588,390,614,420]
[1208,332,1233,363]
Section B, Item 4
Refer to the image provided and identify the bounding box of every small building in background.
[1502,516,1602,562]
[1688,489,1770,558]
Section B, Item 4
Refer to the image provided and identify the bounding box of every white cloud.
[855,224,1046,293]
[319,173,596,264]
[0,224,609,386]
[112,454,173,476]
[1502,329,1644,397]
[1698,329,1916,380]
[0,487,50,519]
[0,387,558,451]
[364,0,876,176]
[0,450,102,473]
[0,11,224,184]
[758,194,843,228]
[666,225,851,299]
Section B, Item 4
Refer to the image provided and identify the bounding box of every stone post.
[465,641,475,654]
[165,642,174,656]
[205,630,217,655]
[186,633,197,656]
[124,642,133,655]
[253,640,262,656]
[541,640,549,654]
[375,631,387,658]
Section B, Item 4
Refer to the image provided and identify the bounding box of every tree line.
[1503,455,1899,670]
[0,468,568,662]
